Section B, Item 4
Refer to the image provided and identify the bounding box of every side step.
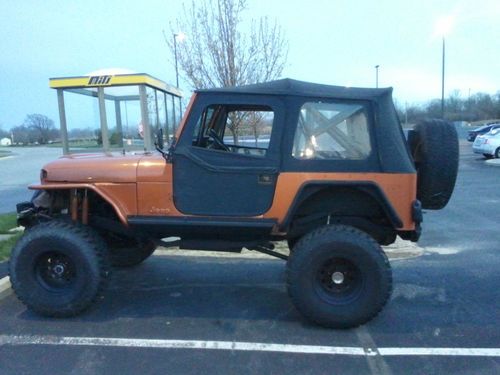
[128,216,277,240]
[158,238,288,260]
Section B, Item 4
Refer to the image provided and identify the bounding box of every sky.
[0,0,499,129]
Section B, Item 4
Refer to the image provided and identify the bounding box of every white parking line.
[0,276,11,300]
[0,335,499,357]
[356,326,393,374]
[378,347,500,357]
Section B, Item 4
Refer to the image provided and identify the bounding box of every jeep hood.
[42,153,143,183]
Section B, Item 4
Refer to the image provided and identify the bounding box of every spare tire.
[409,119,458,210]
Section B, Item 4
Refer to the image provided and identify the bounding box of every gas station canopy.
[50,70,183,154]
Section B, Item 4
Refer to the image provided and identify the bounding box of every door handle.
[258,174,274,185]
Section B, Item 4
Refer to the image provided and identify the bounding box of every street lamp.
[374,65,380,88]
[173,32,186,88]
[435,15,454,119]
[441,38,445,118]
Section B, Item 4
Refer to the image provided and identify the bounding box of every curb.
[485,159,500,167]
[0,261,7,278]
[0,276,11,301]
[0,234,14,241]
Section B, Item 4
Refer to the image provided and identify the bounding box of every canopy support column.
[97,87,110,152]
[114,100,124,148]
[57,89,69,155]
[139,85,152,151]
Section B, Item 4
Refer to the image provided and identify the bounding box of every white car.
[473,128,500,158]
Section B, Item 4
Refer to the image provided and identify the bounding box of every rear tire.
[410,119,459,210]
[9,221,110,317]
[495,148,500,159]
[286,225,392,328]
[287,237,299,251]
[105,235,156,267]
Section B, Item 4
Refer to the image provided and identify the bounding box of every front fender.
[28,183,137,225]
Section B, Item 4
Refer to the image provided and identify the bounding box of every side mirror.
[155,128,164,150]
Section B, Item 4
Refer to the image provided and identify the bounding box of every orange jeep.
[10,78,458,328]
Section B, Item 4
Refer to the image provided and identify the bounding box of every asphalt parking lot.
[0,143,499,374]
[0,147,63,214]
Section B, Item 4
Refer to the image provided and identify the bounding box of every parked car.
[467,123,500,142]
[472,128,500,158]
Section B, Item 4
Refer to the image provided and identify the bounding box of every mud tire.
[106,236,156,267]
[286,225,392,328]
[9,221,110,317]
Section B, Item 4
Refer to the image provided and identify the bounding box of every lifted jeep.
[10,77,458,328]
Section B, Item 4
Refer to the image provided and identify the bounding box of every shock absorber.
[70,189,79,222]
[82,189,89,225]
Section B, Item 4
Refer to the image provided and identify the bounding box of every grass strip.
[0,213,17,234]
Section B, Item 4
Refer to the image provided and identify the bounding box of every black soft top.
[196,78,392,101]
[196,78,415,174]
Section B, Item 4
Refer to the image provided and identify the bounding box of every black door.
[172,95,284,217]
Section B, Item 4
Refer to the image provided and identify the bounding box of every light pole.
[435,15,453,119]
[441,38,445,118]
[374,65,380,88]
[173,32,186,88]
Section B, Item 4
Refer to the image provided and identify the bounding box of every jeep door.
[172,94,284,216]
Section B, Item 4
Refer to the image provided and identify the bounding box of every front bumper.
[16,201,36,227]
[473,144,494,155]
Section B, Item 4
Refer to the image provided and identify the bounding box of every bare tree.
[10,125,35,145]
[168,0,288,141]
[0,123,9,140]
[23,114,58,144]
[395,91,500,124]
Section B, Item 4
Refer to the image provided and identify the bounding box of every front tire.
[286,225,392,328]
[495,148,500,159]
[9,221,110,317]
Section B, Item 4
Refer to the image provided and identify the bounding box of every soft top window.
[292,101,371,160]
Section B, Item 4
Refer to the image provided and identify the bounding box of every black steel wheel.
[9,221,110,317]
[315,257,363,304]
[286,224,392,328]
[34,252,77,291]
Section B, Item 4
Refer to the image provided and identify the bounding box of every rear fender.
[281,181,404,232]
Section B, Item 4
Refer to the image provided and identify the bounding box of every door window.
[192,105,274,157]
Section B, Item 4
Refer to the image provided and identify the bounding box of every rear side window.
[292,102,372,160]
